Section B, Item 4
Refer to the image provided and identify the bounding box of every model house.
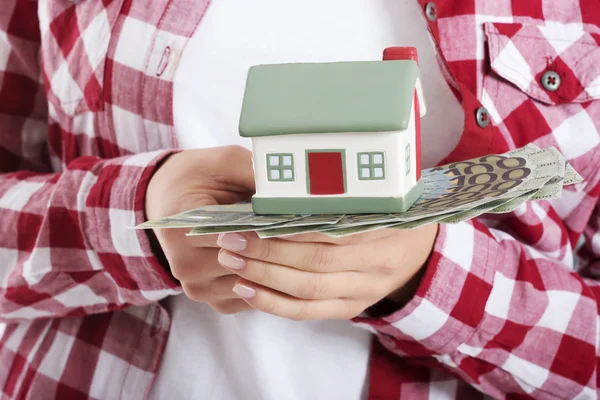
[239,47,426,215]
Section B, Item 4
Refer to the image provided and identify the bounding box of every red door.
[307,151,345,195]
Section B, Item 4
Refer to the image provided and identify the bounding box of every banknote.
[137,204,304,229]
[322,156,569,237]
[138,144,582,238]
[256,224,338,239]
[434,147,565,222]
[187,225,261,236]
[298,145,557,233]
[320,222,405,238]
[563,162,584,186]
[254,147,574,238]
[272,214,345,227]
[385,145,564,223]
[434,198,519,224]
[487,190,540,214]
[321,212,459,238]
[388,212,464,231]
[188,215,345,237]
[322,184,556,238]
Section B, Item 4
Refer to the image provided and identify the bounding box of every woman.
[1,0,599,399]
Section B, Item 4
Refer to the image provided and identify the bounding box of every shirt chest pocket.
[484,22,600,106]
[482,22,600,169]
[40,0,124,116]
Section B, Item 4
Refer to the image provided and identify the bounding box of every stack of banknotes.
[137,144,583,239]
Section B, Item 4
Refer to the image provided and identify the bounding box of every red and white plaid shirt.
[1,0,600,399]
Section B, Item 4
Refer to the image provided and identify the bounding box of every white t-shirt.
[150,1,464,399]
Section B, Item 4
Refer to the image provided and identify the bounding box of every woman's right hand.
[145,145,256,314]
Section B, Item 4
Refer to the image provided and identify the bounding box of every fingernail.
[218,250,246,270]
[217,233,247,252]
[233,284,256,299]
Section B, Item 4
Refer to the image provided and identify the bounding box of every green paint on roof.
[239,60,419,138]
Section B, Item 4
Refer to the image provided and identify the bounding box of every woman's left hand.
[216,223,439,321]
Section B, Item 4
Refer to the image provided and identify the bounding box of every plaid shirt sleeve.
[353,11,600,398]
[356,196,600,398]
[0,0,180,323]
[355,136,600,396]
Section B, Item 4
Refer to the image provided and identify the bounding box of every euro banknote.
[136,144,583,239]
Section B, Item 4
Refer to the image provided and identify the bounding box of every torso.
[9,1,599,399]
[150,1,463,399]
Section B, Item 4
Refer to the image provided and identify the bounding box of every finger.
[209,299,253,314]
[218,250,373,300]
[155,227,191,248]
[231,279,363,321]
[160,227,218,252]
[186,233,220,248]
[217,232,376,273]
[168,247,230,282]
[279,229,395,245]
[182,274,241,302]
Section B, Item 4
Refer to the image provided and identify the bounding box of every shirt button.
[425,2,438,22]
[541,70,561,92]
[476,107,490,128]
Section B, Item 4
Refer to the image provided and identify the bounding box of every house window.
[357,152,385,180]
[266,154,294,181]
[405,144,410,175]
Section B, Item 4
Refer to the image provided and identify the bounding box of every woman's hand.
[145,145,256,314]
[216,223,439,320]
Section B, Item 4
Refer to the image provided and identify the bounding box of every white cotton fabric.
[150,1,463,399]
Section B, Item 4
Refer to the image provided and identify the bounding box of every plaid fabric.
[1,0,599,399]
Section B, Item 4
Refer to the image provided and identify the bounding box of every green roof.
[239,60,420,138]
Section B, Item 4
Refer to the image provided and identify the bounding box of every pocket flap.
[484,22,600,105]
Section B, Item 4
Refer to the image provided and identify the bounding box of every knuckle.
[168,249,213,281]
[169,260,188,281]
[256,239,275,261]
[160,227,181,246]
[379,257,397,276]
[262,297,278,316]
[310,244,335,270]
[291,304,311,321]
[225,144,245,156]
[205,278,221,299]
[300,273,327,300]
[182,283,207,302]
[218,145,248,165]
[254,261,273,285]
[231,144,249,156]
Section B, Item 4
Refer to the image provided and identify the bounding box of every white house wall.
[252,131,408,199]
[416,77,427,118]
[401,101,418,195]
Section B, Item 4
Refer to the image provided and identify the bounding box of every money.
[186,225,260,236]
[137,144,583,239]
[563,161,584,186]
[137,203,304,229]
[256,224,337,239]
[389,145,555,222]
[189,215,345,237]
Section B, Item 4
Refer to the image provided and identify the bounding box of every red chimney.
[383,47,419,64]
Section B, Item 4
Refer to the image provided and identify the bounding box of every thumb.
[146,145,256,221]
[202,145,256,194]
